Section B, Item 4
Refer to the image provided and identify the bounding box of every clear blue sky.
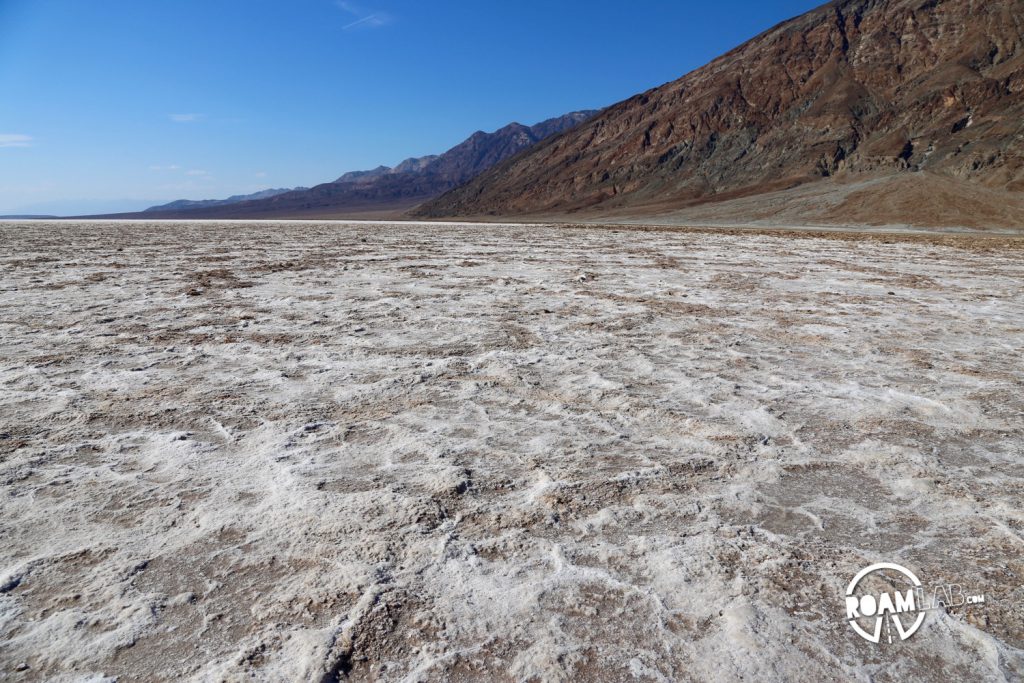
[0,0,824,215]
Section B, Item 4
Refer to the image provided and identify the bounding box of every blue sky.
[0,0,824,215]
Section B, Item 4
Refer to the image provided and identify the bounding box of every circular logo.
[845,563,925,643]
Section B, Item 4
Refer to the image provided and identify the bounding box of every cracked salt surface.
[0,221,1023,681]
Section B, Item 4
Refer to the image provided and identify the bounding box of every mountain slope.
[144,188,302,213]
[417,0,1024,228]
[133,111,596,220]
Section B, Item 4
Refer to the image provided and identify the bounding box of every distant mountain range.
[83,0,1024,229]
[122,111,597,220]
[144,188,304,213]
[418,0,1024,229]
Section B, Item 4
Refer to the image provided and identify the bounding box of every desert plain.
[1,221,1023,681]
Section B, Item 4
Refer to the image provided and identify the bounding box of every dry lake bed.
[1,221,1023,682]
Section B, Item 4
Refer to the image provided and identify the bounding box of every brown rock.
[417,0,1024,228]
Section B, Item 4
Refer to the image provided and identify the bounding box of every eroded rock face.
[419,0,1024,218]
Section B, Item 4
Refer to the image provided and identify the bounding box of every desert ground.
[1,221,1023,682]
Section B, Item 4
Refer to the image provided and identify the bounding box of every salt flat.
[1,221,1022,682]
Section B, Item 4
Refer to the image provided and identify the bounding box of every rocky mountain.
[145,188,303,213]
[417,0,1024,229]
[135,111,596,219]
[335,166,391,185]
